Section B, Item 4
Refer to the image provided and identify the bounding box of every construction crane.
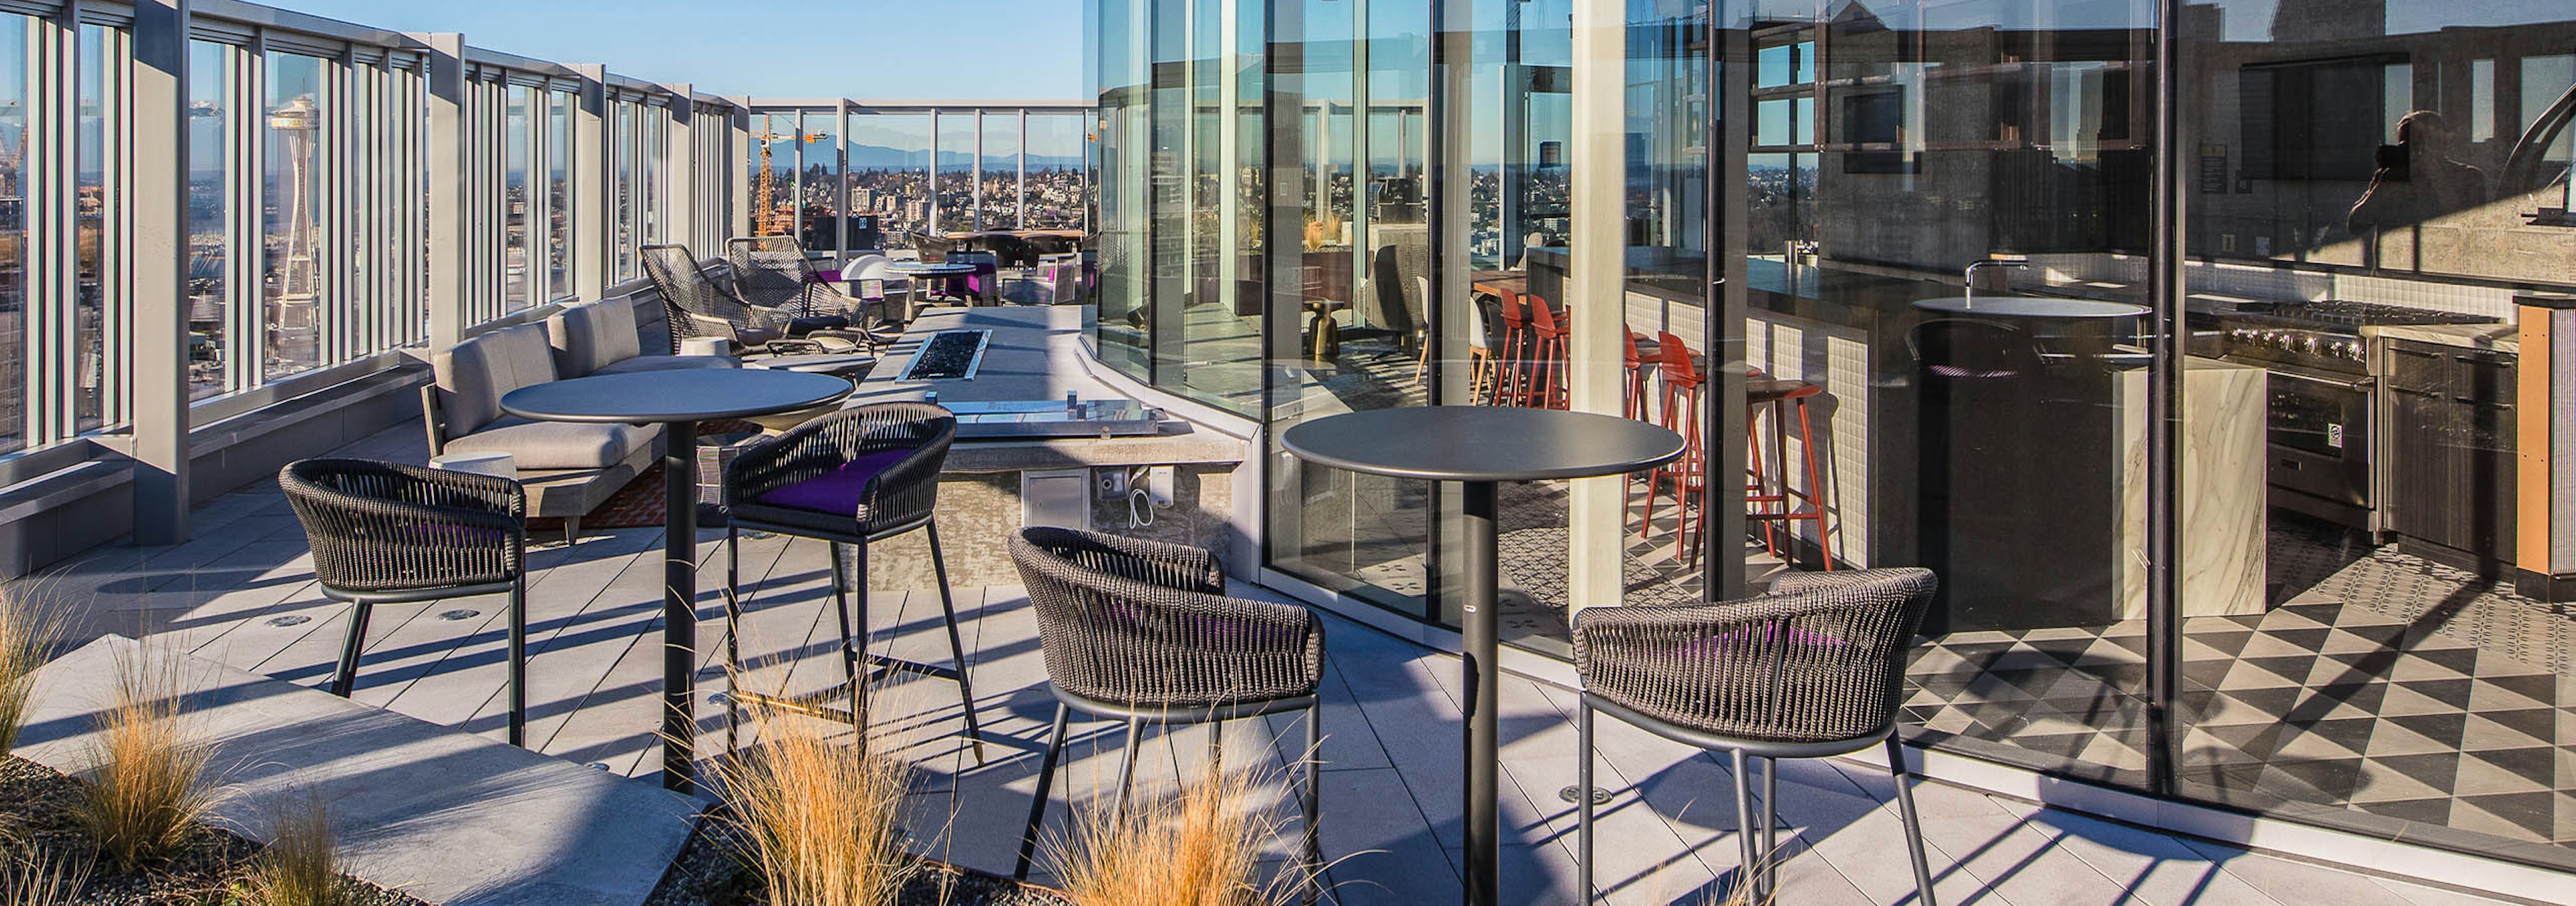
[751,128,826,237]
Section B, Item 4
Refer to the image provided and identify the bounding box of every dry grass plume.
[72,650,223,872]
[1051,759,1309,906]
[0,588,64,759]
[232,790,358,906]
[0,851,91,906]
[712,703,920,906]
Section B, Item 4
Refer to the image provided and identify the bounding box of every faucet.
[1963,255,2031,305]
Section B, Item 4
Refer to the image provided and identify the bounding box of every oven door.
[2263,363,2374,512]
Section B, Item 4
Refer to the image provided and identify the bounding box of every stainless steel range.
[2188,299,2502,530]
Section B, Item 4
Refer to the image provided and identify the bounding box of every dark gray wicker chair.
[639,244,849,354]
[1572,567,1942,906]
[719,403,984,760]
[1006,526,1324,899]
[279,458,531,746]
[726,236,902,349]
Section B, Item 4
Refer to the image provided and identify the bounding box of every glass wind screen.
[848,113,930,250]
[263,52,326,382]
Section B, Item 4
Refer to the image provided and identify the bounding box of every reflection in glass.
[0,15,24,448]
[264,52,325,381]
[186,40,227,401]
[75,24,119,432]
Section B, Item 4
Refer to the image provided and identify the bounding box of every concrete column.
[423,34,468,351]
[1564,0,1627,616]
[573,64,608,299]
[129,0,191,543]
[667,84,696,255]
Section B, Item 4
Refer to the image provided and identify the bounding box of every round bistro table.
[888,262,979,303]
[500,368,853,794]
[1280,406,1684,906]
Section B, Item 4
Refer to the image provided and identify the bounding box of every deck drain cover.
[437,609,481,621]
[264,615,312,627]
[586,762,611,771]
[1559,785,1613,805]
[707,691,732,705]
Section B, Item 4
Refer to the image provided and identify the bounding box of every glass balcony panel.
[262,51,327,383]
[847,112,930,250]
[186,40,227,401]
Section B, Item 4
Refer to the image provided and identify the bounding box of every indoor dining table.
[1281,407,1684,906]
[500,367,853,793]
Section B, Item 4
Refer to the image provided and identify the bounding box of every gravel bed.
[644,808,1065,906]
[0,756,425,906]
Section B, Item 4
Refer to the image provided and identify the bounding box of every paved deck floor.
[15,424,2528,906]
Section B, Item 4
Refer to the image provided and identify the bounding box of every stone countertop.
[2365,322,2521,355]
[847,305,1250,471]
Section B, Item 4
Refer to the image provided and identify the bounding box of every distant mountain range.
[842,143,1085,169]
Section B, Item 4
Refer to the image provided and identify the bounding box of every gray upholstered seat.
[425,320,663,542]
[441,416,657,470]
[546,298,736,378]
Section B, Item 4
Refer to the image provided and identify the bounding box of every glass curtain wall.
[2174,0,2576,864]
[1091,0,2575,872]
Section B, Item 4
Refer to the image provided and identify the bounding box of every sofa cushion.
[753,448,914,515]
[592,354,739,376]
[547,299,645,378]
[443,417,661,471]
[433,323,558,440]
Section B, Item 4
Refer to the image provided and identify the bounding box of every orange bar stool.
[1623,330,1655,423]
[1492,290,1539,406]
[1642,332,1706,560]
[1529,295,1570,410]
[1746,375,1837,570]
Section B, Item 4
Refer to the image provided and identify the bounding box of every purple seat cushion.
[753,448,914,515]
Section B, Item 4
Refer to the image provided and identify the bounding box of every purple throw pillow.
[754,448,915,515]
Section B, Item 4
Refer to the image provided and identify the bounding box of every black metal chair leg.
[1114,715,1144,824]
[1761,755,1780,901]
[850,539,873,740]
[926,519,987,764]
[1730,748,1758,900]
[1578,701,1595,906]
[1888,736,1939,906]
[508,576,527,748]
[1301,703,1322,906]
[330,601,373,698]
[723,525,743,754]
[1015,703,1073,880]
[829,542,861,736]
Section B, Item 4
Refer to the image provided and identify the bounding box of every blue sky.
[266,0,1085,101]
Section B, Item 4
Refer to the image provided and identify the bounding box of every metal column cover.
[130,0,191,543]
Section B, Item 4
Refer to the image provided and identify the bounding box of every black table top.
[500,368,853,424]
[1282,407,1685,482]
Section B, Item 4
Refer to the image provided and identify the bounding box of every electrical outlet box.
[1144,465,1175,509]
[1096,466,1129,500]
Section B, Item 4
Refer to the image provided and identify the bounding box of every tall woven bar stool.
[1573,568,1943,906]
[1006,526,1324,904]
[720,403,986,762]
[280,458,532,746]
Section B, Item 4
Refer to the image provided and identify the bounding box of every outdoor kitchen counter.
[2367,321,2521,354]
[831,303,1253,590]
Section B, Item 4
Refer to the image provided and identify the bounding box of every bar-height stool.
[1573,568,1943,906]
[280,458,532,746]
[1529,295,1570,409]
[1748,376,1838,569]
[1623,330,1654,423]
[1006,526,1325,901]
[1642,332,1707,558]
[1493,289,1535,405]
[720,403,986,762]
[1466,292,1502,403]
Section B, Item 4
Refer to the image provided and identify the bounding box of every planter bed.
[643,807,1067,906]
[0,756,424,906]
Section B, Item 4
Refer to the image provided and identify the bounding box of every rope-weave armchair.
[727,236,902,350]
[1572,566,1934,745]
[716,402,985,764]
[280,458,526,594]
[724,401,952,536]
[279,458,535,747]
[1010,526,1322,709]
[1568,566,1941,906]
[1006,526,1325,897]
[641,244,855,354]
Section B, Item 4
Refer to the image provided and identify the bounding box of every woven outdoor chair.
[1006,526,1324,901]
[1572,567,1943,906]
[280,458,532,747]
[718,403,985,760]
[639,244,851,355]
[726,236,902,350]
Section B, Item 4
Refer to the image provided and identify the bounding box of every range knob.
[2299,335,2323,354]
[2341,341,2365,360]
